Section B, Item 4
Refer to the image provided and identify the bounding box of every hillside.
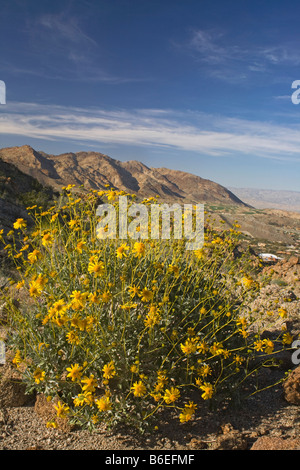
[0,145,247,207]
[0,157,57,232]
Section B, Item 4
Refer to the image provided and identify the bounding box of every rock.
[0,364,32,407]
[283,366,300,405]
[284,290,297,301]
[288,256,299,266]
[250,436,300,450]
[213,424,248,450]
[188,438,208,450]
[34,394,73,432]
[214,432,248,450]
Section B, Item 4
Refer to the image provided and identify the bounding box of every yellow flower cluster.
[2,187,290,431]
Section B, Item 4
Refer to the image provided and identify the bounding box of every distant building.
[258,253,283,262]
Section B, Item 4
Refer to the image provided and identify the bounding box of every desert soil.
[0,368,299,451]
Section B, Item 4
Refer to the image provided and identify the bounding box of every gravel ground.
[0,366,299,451]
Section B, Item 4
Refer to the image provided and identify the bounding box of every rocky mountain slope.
[0,145,247,206]
[0,157,57,232]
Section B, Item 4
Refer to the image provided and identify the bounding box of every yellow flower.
[282,332,293,345]
[42,232,54,247]
[107,190,117,201]
[33,368,46,384]
[116,243,129,259]
[13,218,27,230]
[194,249,203,260]
[197,340,209,354]
[54,401,69,418]
[70,290,87,310]
[130,364,138,374]
[254,340,264,352]
[278,308,287,318]
[101,291,112,303]
[131,380,147,397]
[50,213,59,223]
[29,280,43,297]
[76,240,86,253]
[81,374,97,393]
[128,285,141,297]
[66,363,83,382]
[236,317,248,329]
[139,288,153,302]
[263,338,274,354]
[199,382,213,400]
[197,364,212,377]
[241,276,254,288]
[16,280,25,289]
[179,402,197,423]
[102,361,116,380]
[88,259,105,277]
[12,350,22,367]
[35,274,48,287]
[168,265,179,275]
[210,341,224,356]
[68,219,79,229]
[144,306,161,328]
[132,241,145,258]
[163,387,180,404]
[154,371,168,392]
[52,299,68,315]
[89,292,100,304]
[239,328,249,339]
[234,355,245,365]
[27,249,42,264]
[121,302,138,311]
[180,338,198,355]
[96,395,112,412]
[73,392,93,407]
[66,331,81,345]
[46,420,58,428]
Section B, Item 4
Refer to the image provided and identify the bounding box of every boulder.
[283,365,300,405]
[0,364,32,407]
[251,436,300,450]
[34,394,73,432]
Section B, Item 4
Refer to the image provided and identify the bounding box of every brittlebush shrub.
[0,187,290,431]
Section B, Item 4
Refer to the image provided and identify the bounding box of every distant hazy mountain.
[0,145,247,207]
[229,187,300,213]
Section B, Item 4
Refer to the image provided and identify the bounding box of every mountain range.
[0,145,299,252]
[0,145,246,207]
[229,187,300,213]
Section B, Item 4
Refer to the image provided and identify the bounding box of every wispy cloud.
[181,29,300,83]
[35,12,97,47]
[1,102,300,162]
[3,10,143,84]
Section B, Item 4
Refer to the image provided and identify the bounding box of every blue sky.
[1,0,300,191]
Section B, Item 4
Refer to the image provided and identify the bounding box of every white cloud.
[1,102,300,161]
